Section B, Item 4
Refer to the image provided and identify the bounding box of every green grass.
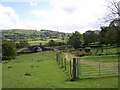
[80,56,118,62]
[28,38,63,46]
[2,51,118,88]
[91,47,118,55]
[28,40,48,45]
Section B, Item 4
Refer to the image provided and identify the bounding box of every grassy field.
[28,38,63,46]
[91,46,118,55]
[68,46,118,56]
[2,51,118,88]
[80,56,118,62]
[28,40,48,45]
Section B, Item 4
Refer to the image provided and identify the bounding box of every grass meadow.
[2,51,118,88]
[80,56,118,62]
[28,38,63,46]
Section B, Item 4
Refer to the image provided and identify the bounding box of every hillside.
[1,29,70,41]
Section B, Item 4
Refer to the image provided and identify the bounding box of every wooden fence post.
[70,60,72,75]
[77,58,80,79]
[56,52,59,62]
[64,58,66,70]
[72,58,77,80]
[61,57,63,68]
[99,59,101,76]
[58,54,60,64]
[56,53,58,62]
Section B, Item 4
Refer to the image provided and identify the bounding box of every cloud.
[0,4,19,28]
[0,4,42,30]
[0,0,108,33]
[30,0,108,33]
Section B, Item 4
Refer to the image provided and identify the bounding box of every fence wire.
[80,60,118,77]
[56,52,118,79]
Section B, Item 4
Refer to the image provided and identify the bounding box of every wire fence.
[55,52,118,80]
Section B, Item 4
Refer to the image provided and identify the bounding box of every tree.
[105,27,117,45]
[48,40,56,46]
[103,0,120,46]
[16,39,30,48]
[109,19,120,46]
[100,21,119,46]
[99,26,109,44]
[105,0,120,22]
[2,40,16,60]
[68,31,82,49]
[83,30,99,45]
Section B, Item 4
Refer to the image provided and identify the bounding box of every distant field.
[28,40,48,45]
[66,51,118,62]
[80,56,118,62]
[91,46,118,55]
[2,51,118,88]
[28,38,63,45]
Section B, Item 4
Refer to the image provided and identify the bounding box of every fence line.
[55,52,118,80]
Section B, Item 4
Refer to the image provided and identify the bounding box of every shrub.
[2,40,16,60]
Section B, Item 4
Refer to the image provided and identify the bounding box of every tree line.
[2,19,119,60]
[68,20,120,49]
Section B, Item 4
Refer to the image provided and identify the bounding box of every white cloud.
[0,0,108,33]
[0,4,19,28]
[0,4,34,29]
[30,0,108,33]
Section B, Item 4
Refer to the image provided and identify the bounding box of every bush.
[16,40,30,48]
[84,47,91,53]
[2,40,16,60]
[48,40,57,46]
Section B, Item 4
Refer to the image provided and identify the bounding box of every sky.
[0,0,116,33]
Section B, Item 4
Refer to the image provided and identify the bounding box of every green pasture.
[28,38,63,46]
[28,40,48,45]
[2,51,118,88]
[79,60,118,77]
[80,56,118,62]
[91,46,118,55]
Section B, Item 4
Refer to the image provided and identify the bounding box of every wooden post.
[58,54,60,64]
[56,53,58,62]
[61,57,63,68]
[77,58,80,79]
[73,58,77,79]
[99,59,101,76]
[70,60,72,75]
[64,58,66,70]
